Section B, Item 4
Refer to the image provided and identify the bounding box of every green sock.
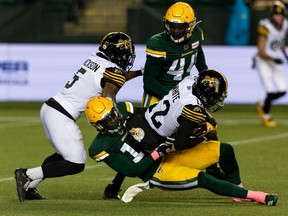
[198,172,247,198]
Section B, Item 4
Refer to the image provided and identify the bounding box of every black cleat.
[103,184,121,200]
[15,168,30,202]
[26,188,47,200]
[265,194,278,206]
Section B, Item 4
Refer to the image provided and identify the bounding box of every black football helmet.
[99,32,135,71]
[193,69,228,112]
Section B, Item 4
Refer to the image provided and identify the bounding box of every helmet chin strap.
[169,20,202,43]
[170,35,185,43]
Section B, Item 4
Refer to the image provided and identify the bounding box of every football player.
[14,32,142,202]
[127,69,226,151]
[255,0,288,127]
[104,69,228,200]
[103,1,210,199]
[86,97,278,206]
[142,1,208,108]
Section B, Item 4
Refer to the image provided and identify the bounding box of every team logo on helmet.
[201,76,220,93]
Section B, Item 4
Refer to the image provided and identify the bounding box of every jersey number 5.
[65,68,86,89]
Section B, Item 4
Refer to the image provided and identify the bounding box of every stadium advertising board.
[0,44,287,104]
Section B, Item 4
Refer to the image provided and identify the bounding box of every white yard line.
[1,133,288,183]
[230,132,288,146]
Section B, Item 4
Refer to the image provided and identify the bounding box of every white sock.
[26,166,44,180]
[27,179,43,189]
[263,113,272,120]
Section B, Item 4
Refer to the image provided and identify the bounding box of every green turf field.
[0,102,287,216]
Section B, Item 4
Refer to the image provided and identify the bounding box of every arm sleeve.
[195,45,208,73]
[174,104,209,150]
[143,55,168,98]
[103,67,126,89]
[104,152,156,177]
[174,119,206,150]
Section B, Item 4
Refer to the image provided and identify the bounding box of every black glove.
[156,143,172,157]
[273,58,284,64]
[191,122,216,138]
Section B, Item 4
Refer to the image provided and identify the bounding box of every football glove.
[191,122,216,138]
[151,143,172,160]
[273,58,284,64]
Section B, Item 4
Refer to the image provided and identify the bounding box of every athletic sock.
[247,190,267,204]
[26,166,44,180]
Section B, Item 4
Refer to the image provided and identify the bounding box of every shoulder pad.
[181,105,206,123]
[103,67,126,87]
[105,67,124,75]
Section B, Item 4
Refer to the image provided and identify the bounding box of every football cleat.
[15,168,30,202]
[262,118,277,128]
[256,102,277,127]
[256,102,265,119]
[25,188,47,200]
[103,184,121,200]
[121,181,150,203]
[265,194,278,206]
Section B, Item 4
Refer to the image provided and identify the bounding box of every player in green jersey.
[104,1,210,199]
[142,1,208,107]
[86,97,278,206]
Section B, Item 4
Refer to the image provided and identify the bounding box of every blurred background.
[1,0,288,104]
[0,0,287,45]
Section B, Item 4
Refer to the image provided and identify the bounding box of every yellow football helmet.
[164,2,201,43]
[85,97,123,134]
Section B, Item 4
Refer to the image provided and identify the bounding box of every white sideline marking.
[0,177,14,182]
[0,116,40,129]
[230,132,288,146]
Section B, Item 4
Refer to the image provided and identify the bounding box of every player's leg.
[197,171,278,206]
[256,58,279,127]
[217,143,252,202]
[151,164,277,206]
[262,66,287,124]
[15,104,86,202]
[103,172,125,200]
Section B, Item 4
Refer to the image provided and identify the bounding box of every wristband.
[151,150,160,160]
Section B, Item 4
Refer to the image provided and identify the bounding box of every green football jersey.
[144,27,208,99]
[88,102,160,182]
